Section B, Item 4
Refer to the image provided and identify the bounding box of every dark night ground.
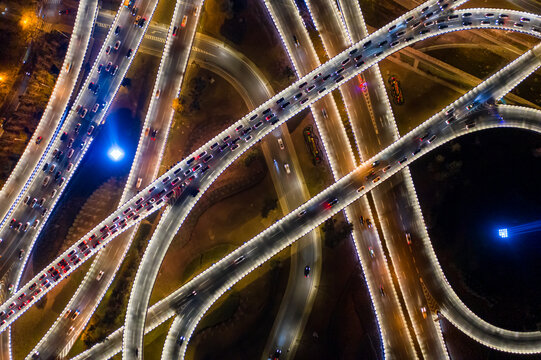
[411,128,541,333]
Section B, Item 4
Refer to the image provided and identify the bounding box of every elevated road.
[1,4,540,350]
[74,101,541,359]
[26,0,203,358]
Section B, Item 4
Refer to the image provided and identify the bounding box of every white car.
[284,163,291,174]
[96,271,104,281]
[277,138,284,150]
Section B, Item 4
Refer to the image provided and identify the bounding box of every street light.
[108,146,125,161]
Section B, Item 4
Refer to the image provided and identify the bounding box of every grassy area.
[197,291,240,331]
[181,243,237,284]
[151,0,176,25]
[12,260,91,359]
[150,170,280,305]
[68,222,153,356]
[377,57,462,135]
[198,0,292,92]
[425,47,510,82]
[143,319,174,359]
[287,111,333,197]
[187,250,291,360]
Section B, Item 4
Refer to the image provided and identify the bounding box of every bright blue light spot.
[498,228,508,238]
[108,146,124,161]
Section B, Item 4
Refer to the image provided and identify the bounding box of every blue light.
[498,228,508,238]
[108,146,124,161]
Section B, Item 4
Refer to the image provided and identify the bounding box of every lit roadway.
[0,0,98,357]
[305,0,422,357]
[1,2,540,355]
[123,24,541,359]
[129,42,541,355]
[314,0,449,357]
[25,0,202,358]
[75,100,541,359]
[0,3,161,346]
[0,0,99,223]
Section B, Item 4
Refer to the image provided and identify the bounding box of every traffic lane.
[305,0,349,56]
[73,108,541,360]
[5,11,540,328]
[270,0,319,76]
[32,1,197,353]
[2,0,158,266]
[346,200,415,358]
[0,0,100,225]
[372,174,447,358]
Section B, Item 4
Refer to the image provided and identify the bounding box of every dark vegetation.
[0,29,68,185]
[411,129,541,331]
[322,216,354,248]
[81,222,152,347]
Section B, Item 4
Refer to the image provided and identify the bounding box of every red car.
[35,136,43,144]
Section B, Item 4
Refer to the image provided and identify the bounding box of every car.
[131,6,138,16]
[30,198,37,207]
[74,123,81,133]
[421,306,427,318]
[35,136,43,144]
[7,284,14,293]
[96,271,104,281]
[277,138,284,150]
[234,256,245,265]
[92,103,99,113]
[42,176,50,187]
[136,177,143,188]
[379,285,385,296]
[383,165,391,172]
[22,222,29,232]
[368,246,375,258]
[114,25,121,35]
[405,232,412,244]
[105,45,111,54]
[67,148,74,159]
[87,125,95,136]
[67,326,75,335]
[357,185,365,193]
[304,265,310,277]
[38,198,45,206]
[428,135,436,143]
[79,107,88,118]
[110,65,118,76]
[272,348,282,360]
[298,209,306,217]
[181,15,188,27]
[137,17,146,27]
[24,195,30,204]
[283,163,291,174]
[41,208,48,217]
[105,62,112,72]
[126,48,132,58]
[172,26,178,36]
[58,9,68,15]
[150,129,158,140]
[177,336,185,346]
[155,89,160,98]
[372,176,381,183]
[19,249,25,260]
[326,198,338,208]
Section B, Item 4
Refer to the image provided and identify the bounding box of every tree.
[261,198,278,218]
[172,97,184,113]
